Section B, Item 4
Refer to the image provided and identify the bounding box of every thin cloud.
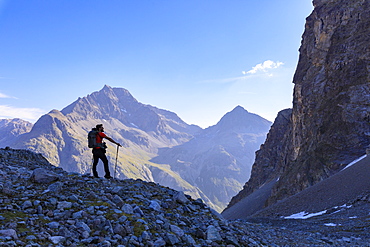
[0,90,19,99]
[243,60,284,75]
[0,105,45,122]
[199,76,244,84]
[0,92,16,99]
[199,60,284,84]
[237,91,257,95]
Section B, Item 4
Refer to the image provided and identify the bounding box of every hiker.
[90,124,122,179]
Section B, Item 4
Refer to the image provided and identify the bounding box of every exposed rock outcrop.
[273,0,370,205]
[224,0,370,217]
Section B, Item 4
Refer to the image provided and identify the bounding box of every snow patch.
[334,204,352,210]
[324,223,338,227]
[130,123,138,128]
[331,204,353,214]
[343,155,367,170]
[284,210,327,219]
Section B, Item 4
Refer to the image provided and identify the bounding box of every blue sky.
[0,0,313,128]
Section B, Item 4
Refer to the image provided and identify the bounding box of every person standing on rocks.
[91,124,121,179]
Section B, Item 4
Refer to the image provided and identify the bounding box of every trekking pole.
[114,145,119,179]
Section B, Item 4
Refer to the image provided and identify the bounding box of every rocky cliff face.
[225,0,370,215]
[276,0,370,204]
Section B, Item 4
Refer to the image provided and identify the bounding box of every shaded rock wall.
[225,0,370,215]
[275,0,370,204]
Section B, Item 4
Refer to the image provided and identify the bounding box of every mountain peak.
[232,105,248,113]
[102,84,112,90]
[213,106,271,133]
[221,106,248,121]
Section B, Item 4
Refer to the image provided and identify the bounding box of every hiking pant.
[92,148,110,177]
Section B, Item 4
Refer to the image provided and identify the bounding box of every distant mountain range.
[0,118,33,143]
[151,106,271,210]
[0,85,271,212]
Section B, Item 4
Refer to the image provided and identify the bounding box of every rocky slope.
[2,148,370,247]
[151,106,271,212]
[253,154,370,219]
[224,0,370,217]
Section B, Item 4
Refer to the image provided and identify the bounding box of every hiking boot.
[104,175,113,179]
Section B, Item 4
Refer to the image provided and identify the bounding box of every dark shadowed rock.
[276,0,370,204]
[224,0,370,219]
